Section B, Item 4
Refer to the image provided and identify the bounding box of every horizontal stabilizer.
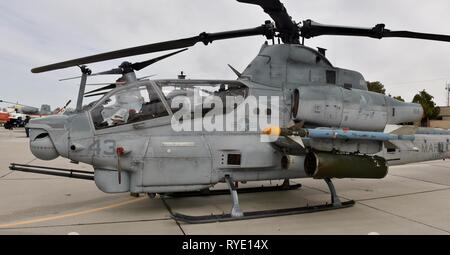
[385,141,419,152]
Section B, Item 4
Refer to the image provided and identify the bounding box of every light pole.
[446,82,450,107]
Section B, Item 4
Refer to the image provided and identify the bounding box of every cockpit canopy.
[90,80,248,130]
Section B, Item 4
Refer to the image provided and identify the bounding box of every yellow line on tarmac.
[0,197,146,229]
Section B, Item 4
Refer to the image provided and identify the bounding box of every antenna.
[178,71,186,80]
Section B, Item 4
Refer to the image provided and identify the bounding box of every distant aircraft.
[0,110,9,125]
[0,100,71,129]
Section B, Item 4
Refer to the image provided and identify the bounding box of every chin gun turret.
[29,131,59,160]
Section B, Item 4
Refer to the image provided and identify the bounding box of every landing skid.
[163,179,301,198]
[166,177,355,224]
[169,200,355,224]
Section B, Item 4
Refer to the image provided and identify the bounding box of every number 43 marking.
[89,140,117,156]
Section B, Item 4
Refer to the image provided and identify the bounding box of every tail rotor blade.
[84,92,109,98]
[85,84,117,95]
[93,68,124,76]
[59,76,82,82]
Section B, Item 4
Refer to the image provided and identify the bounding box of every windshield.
[156,80,248,117]
[91,83,169,129]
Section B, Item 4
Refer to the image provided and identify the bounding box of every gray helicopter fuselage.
[379,127,450,166]
[27,44,433,194]
[28,78,298,194]
[243,44,422,130]
[242,43,367,91]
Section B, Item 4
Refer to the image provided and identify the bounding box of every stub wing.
[385,140,420,152]
[264,126,415,155]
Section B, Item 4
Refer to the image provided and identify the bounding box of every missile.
[262,126,415,142]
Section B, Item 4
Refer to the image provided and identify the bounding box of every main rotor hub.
[119,61,134,73]
[79,65,92,75]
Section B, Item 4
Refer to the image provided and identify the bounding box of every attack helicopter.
[11,0,450,223]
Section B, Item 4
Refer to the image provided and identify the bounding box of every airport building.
[429,106,450,129]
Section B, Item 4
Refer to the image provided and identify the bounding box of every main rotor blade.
[85,84,117,95]
[131,48,188,71]
[301,20,450,42]
[31,25,273,74]
[237,0,299,44]
[382,30,450,42]
[94,68,123,76]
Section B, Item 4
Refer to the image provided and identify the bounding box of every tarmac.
[0,128,449,235]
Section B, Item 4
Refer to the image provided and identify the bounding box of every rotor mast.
[76,66,91,112]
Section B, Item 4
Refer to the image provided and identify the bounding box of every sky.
[1,0,450,110]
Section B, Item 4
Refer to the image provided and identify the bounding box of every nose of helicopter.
[27,115,69,160]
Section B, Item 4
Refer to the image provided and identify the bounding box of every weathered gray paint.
[26,44,435,194]
[379,134,450,166]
